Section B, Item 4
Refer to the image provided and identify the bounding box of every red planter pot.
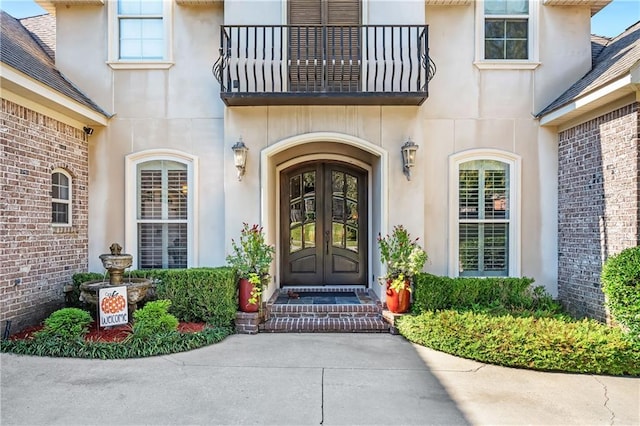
[238,278,259,313]
[386,280,411,313]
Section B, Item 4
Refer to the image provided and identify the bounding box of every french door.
[281,162,367,285]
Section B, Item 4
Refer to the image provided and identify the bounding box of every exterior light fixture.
[231,138,249,181]
[401,138,419,181]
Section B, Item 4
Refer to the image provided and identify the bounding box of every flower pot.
[386,280,411,313]
[238,278,259,313]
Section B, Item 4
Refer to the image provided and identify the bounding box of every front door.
[281,162,367,286]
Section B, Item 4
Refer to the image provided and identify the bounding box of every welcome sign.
[98,286,128,327]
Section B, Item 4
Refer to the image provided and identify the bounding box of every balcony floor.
[220,91,428,106]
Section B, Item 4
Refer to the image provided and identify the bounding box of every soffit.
[542,0,613,16]
[37,0,222,14]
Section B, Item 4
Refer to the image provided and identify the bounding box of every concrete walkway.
[1,333,638,425]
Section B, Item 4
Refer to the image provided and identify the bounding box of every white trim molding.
[260,131,389,297]
[448,148,522,277]
[125,149,199,269]
[474,0,540,69]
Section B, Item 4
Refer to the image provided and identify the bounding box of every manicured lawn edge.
[0,326,232,359]
[397,311,640,376]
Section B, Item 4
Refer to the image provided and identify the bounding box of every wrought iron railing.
[213,25,435,104]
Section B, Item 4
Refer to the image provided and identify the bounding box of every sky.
[0,0,639,38]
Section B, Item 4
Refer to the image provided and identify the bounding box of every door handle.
[325,230,330,255]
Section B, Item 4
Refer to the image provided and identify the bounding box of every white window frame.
[51,168,72,227]
[125,149,198,269]
[448,149,521,277]
[107,0,174,69]
[474,0,540,70]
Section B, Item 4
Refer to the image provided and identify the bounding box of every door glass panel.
[290,171,315,254]
[332,221,345,249]
[346,225,358,252]
[346,174,357,200]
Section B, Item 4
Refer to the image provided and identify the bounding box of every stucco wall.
[0,99,89,332]
[55,3,226,271]
[558,102,640,321]
[49,1,598,299]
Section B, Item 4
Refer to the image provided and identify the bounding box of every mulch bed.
[9,322,206,343]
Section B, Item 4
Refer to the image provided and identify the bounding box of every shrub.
[602,246,640,339]
[397,310,640,376]
[36,308,93,341]
[73,267,237,327]
[412,273,554,313]
[132,300,179,339]
[1,327,232,359]
[155,267,237,326]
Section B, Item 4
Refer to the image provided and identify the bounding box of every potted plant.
[377,225,428,313]
[226,223,275,313]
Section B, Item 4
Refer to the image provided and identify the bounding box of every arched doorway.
[280,161,367,286]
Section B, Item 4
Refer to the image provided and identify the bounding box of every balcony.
[213,25,435,106]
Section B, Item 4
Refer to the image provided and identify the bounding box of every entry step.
[259,316,390,333]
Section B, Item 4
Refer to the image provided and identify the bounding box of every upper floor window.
[449,150,521,277]
[108,0,173,68]
[52,169,72,226]
[484,0,528,60]
[475,0,538,69]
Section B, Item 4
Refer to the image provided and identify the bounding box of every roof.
[19,14,55,61]
[538,21,640,118]
[0,11,110,118]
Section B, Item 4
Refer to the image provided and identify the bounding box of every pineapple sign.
[98,286,128,326]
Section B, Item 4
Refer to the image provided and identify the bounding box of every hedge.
[412,273,550,313]
[397,310,640,376]
[72,267,237,327]
[602,246,640,339]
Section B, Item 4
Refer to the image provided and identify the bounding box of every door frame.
[280,160,369,286]
[260,131,389,299]
[276,154,373,288]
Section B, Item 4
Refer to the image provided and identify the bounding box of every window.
[450,151,520,277]
[475,0,538,68]
[52,169,71,226]
[484,0,528,60]
[108,0,173,68]
[126,151,197,270]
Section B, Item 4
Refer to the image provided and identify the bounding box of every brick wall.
[0,99,89,333]
[558,103,639,321]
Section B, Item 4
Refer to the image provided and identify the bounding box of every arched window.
[52,169,72,226]
[449,150,520,277]
[126,150,197,269]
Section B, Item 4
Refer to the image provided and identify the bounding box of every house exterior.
[538,22,640,321]
[1,0,637,331]
[0,11,110,331]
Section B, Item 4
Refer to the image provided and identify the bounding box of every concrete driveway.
[1,333,638,425]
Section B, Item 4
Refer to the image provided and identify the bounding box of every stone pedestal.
[235,311,261,334]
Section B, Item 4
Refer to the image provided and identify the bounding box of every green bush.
[1,327,232,359]
[36,308,93,341]
[132,300,179,339]
[412,273,558,313]
[155,267,237,326]
[602,246,640,339]
[73,267,237,327]
[397,310,640,376]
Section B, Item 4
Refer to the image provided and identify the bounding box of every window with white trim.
[137,160,188,269]
[484,0,529,60]
[52,169,72,226]
[450,151,520,277]
[475,0,538,68]
[108,0,172,66]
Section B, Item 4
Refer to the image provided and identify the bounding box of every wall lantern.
[231,138,249,181]
[401,138,419,181]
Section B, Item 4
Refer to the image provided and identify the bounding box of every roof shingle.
[0,11,110,118]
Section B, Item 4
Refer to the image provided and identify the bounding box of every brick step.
[267,303,382,317]
[259,316,390,333]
